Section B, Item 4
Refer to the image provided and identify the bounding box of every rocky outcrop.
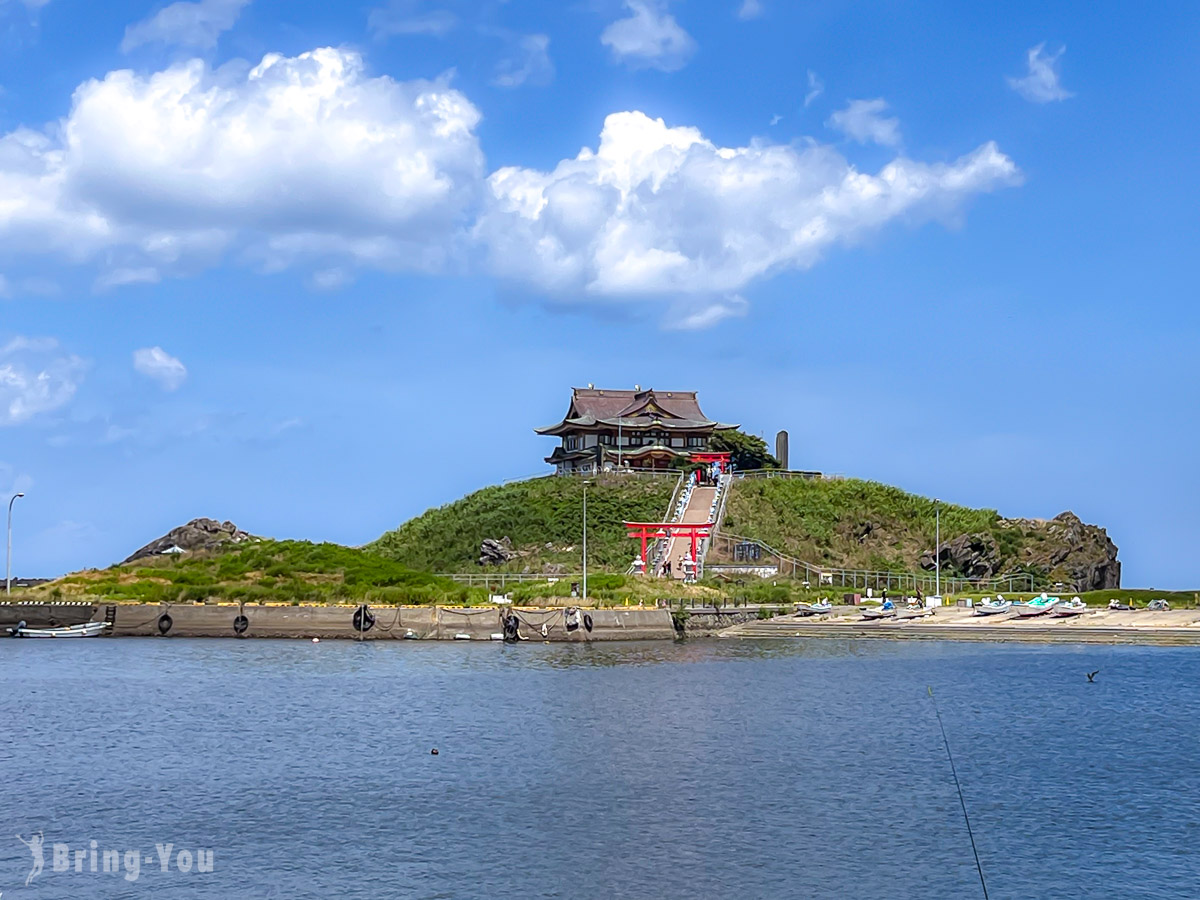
[1021,511,1120,591]
[478,537,517,567]
[921,533,1000,579]
[921,511,1120,591]
[122,518,254,564]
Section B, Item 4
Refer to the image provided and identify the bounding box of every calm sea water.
[1,637,1197,899]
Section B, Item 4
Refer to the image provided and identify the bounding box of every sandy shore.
[720,605,1200,645]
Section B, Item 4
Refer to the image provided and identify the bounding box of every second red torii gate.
[624,521,713,566]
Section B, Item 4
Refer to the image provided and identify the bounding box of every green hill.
[29,540,479,606]
[717,477,1120,590]
[367,474,677,572]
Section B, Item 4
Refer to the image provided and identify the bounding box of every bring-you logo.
[13,833,213,885]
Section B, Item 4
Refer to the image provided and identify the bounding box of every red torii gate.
[690,451,732,473]
[624,521,713,568]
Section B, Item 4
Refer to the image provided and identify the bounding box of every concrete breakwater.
[6,602,677,642]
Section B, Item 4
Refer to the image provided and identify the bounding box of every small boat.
[795,601,833,616]
[1015,594,1060,617]
[1148,599,1170,611]
[1108,599,1132,611]
[453,632,472,640]
[862,600,896,621]
[402,629,420,639]
[1052,597,1088,617]
[896,606,933,620]
[973,598,1012,616]
[7,621,109,638]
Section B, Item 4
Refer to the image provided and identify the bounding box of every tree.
[708,430,780,471]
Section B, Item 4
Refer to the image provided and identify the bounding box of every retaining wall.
[99,603,676,642]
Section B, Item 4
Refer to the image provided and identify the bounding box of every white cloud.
[736,0,763,20]
[493,33,554,88]
[121,0,250,52]
[368,1,456,38]
[827,98,901,146]
[769,114,781,126]
[0,337,86,425]
[601,1,696,72]
[475,110,1019,310]
[1008,43,1073,103]
[0,47,484,281]
[95,267,160,291]
[133,346,188,391]
[667,295,748,330]
[309,267,352,290]
[804,70,823,107]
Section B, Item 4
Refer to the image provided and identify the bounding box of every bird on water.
[1087,670,1099,682]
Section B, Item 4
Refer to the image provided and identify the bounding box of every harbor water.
[1,638,1197,898]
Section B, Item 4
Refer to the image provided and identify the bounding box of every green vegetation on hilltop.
[720,478,1026,574]
[30,540,480,606]
[368,474,676,572]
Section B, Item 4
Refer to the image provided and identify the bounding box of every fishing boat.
[862,600,896,621]
[1051,597,1088,617]
[972,598,1012,616]
[7,621,109,638]
[795,601,833,616]
[1015,594,1060,617]
[896,605,933,620]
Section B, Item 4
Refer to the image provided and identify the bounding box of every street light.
[581,481,592,604]
[6,492,25,595]
[933,499,941,601]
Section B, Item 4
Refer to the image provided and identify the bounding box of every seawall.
[95,603,676,642]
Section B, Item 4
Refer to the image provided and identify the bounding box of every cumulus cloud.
[1008,43,1073,103]
[736,0,763,20]
[827,98,901,146]
[0,47,484,281]
[368,0,456,38]
[804,70,823,107]
[121,0,250,52]
[475,110,1019,306]
[133,346,188,390]
[601,1,696,72]
[493,34,554,88]
[0,337,86,425]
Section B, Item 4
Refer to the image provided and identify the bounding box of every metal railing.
[437,572,582,587]
[708,532,1036,595]
[733,469,841,481]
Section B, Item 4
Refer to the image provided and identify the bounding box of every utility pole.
[7,492,25,595]
[582,481,591,604]
[934,499,941,600]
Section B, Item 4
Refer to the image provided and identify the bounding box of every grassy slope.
[368,474,677,572]
[719,478,1025,573]
[27,540,481,606]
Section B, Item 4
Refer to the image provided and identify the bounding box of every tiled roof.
[536,387,738,435]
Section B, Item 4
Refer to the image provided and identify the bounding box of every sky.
[1,0,1198,587]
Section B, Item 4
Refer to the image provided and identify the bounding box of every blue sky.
[1,0,1198,587]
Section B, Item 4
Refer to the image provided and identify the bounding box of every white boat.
[862,600,896,621]
[7,621,109,638]
[973,598,1012,616]
[795,601,832,616]
[1015,594,1060,617]
[1052,597,1088,617]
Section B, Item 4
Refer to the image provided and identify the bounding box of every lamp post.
[6,492,25,595]
[582,481,592,604]
[934,499,941,600]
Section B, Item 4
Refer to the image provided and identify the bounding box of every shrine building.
[536,386,739,473]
